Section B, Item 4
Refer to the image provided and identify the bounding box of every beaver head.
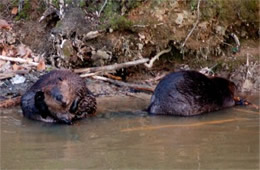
[210,76,237,107]
[22,70,97,124]
[35,78,77,124]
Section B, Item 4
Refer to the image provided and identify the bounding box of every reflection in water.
[0,94,259,169]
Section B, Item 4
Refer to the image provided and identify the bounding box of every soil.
[0,0,259,103]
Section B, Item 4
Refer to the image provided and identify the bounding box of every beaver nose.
[59,117,72,125]
[56,113,74,125]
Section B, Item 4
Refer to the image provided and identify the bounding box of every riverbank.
[0,0,259,105]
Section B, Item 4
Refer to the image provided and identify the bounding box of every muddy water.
[0,94,259,169]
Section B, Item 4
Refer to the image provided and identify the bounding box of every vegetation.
[13,0,31,20]
[188,0,259,23]
[108,15,133,31]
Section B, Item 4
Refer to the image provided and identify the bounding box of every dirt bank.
[0,0,259,101]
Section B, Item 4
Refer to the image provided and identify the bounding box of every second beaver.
[21,70,96,124]
[148,70,236,116]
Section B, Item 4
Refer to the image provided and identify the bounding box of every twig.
[0,73,15,80]
[145,73,166,83]
[132,24,149,28]
[181,0,201,48]
[18,0,24,13]
[98,0,108,17]
[92,76,154,93]
[144,47,172,68]
[75,58,149,74]
[80,72,102,78]
[230,33,240,48]
[0,55,39,66]
[0,96,21,108]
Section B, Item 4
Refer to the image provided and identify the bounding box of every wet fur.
[148,71,236,116]
[21,70,96,124]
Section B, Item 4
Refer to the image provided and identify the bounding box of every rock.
[92,50,111,60]
[59,39,77,62]
[83,31,101,41]
[215,26,226,36]
[6,32,16,44]
[91,50,112,66]
[198,21,208,31]
[241,79,253,92]
[137,43,143,50]
[10,75,26,85]
[175,13,184,25]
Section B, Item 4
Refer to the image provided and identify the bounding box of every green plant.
[51,0,59,8]
[15,0,31,20]
[79,0,86,8]
[109,15,133,31]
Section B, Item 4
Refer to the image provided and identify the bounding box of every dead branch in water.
[0,96,21,108]
[92,76,154,93]
[0,55,39,66]
[181,0,201,48]
[74,58,149,74]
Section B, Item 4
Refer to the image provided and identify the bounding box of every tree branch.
[0,55,39,66]
[74,58,149,74]
[181,0,201,48]
[98,0,108,17]
[144,47,172,68]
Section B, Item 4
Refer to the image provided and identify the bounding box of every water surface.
[1,94,259,169]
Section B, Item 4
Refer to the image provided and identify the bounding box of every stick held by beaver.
[148,70,237,116]
[21,70,96,124]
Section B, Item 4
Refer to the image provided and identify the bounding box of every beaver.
[21,70,96,124]
[148,70,236,116]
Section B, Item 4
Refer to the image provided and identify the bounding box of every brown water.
[1,94,259,169]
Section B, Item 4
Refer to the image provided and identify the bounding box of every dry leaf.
[11,7,18,15]
[12,63,21,71]
[1,49,7,56]
[0,19,11,30]
[16,44,27,57]
[37,60,46,71]
[0,60,6,67]
[26,58,33,62]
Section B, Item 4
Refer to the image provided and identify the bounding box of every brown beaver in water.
[148,70,236,116]
[21,70,96,124]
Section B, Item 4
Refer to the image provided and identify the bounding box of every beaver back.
[148,71,235,116]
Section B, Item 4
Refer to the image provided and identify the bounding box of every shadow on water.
[0,94,259,169]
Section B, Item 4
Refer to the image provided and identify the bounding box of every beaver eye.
[55,94,63,102]
[51,87,63,102]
